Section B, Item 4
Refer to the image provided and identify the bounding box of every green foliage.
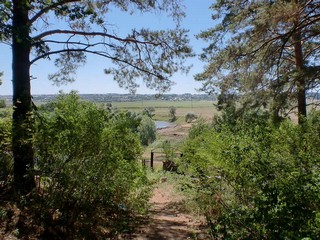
[196,0,319,120]
[188,118,211,139]
[138,115,156,146]
[112,110,142,134]
[0,99,6,108]
[33,93,150,238]
[0,117,12,192]
[4,0,193,197]
[161,140,179,172]
[3,0,193,92]
[169,106,177,122]
[0,108,11,118]
[213,106,271,132]
[142,106,155,119]
[185,112,198,123]
[161,140,174,162]
[212,104,237,130]
[181,114,320,239]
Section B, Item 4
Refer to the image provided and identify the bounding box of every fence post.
[151,152,154,171]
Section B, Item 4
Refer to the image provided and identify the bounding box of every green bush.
[185,112,198,123]
[0,99,6,108]
[212,106,271,132]
[0,109,11,118]
[0,118,12,192]
[142,107,155,119]
[181,114,320,239]
[138,115,156,146]
[188,118,211,139]
[33,93,150,238]
[169,106,177,122]
[115,111,142,134]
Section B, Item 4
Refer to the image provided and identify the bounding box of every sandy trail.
[125,123,208,240]
[128,182,208,240]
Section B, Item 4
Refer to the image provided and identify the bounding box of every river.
[155,121,175,129]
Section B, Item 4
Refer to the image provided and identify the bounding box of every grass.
[136,100,210,167]
[111,100,214,109]
[111,100,217,121]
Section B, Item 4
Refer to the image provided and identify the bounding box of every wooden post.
[151,152,154,170]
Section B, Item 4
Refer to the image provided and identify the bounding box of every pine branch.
[33,29,161,46]
[30,48,167,81]
[30,0,81,24]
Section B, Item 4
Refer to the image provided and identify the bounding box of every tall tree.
[196,0,320,123]
[0,0,192,195]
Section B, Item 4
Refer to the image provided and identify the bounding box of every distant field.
[111,100,214,109]
[111,100,218,121]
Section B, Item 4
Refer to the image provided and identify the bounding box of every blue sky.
[0,1,213,95]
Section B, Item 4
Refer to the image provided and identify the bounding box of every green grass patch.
[111,100,217,122]
[112,100,215,109]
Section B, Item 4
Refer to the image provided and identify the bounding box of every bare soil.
[127,182,208,240]
[157,123,192,143]
[126,123,209,240]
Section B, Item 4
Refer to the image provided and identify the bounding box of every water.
[155,121,175,129]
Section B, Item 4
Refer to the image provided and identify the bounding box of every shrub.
[0,118,12,193]
[188,118,211,139]
[142,107,155,119]
[185,112,198,123]
[0,109,11,119]
[212,106,271,132]
[116,111,142,133]
[169,106,177,122]
[33,93,150,238]
[181,115,320,239]
[0,99,6,108]
[161,140,174,162]
[161,140,178,172]
[138,115,156,146]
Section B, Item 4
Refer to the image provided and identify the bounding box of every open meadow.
[111,100,217,122]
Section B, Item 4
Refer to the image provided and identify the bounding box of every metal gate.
[142,147,183,171]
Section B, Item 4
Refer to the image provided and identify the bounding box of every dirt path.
[129,182,208,240]
[126,124,209,239]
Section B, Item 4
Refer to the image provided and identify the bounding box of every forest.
[1,0,320,239]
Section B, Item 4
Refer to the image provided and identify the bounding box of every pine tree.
[196,0,320,123]
[0,0,192,195]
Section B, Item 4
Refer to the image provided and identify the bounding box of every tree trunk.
[12,0,35,195]
[293,0,307,124]
[293,31,307,124]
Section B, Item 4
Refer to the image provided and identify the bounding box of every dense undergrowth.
[0,93,152,239]
[180,111,320,239]
[2,92,320,239]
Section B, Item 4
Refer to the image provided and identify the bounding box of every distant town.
[0,93,217,105]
